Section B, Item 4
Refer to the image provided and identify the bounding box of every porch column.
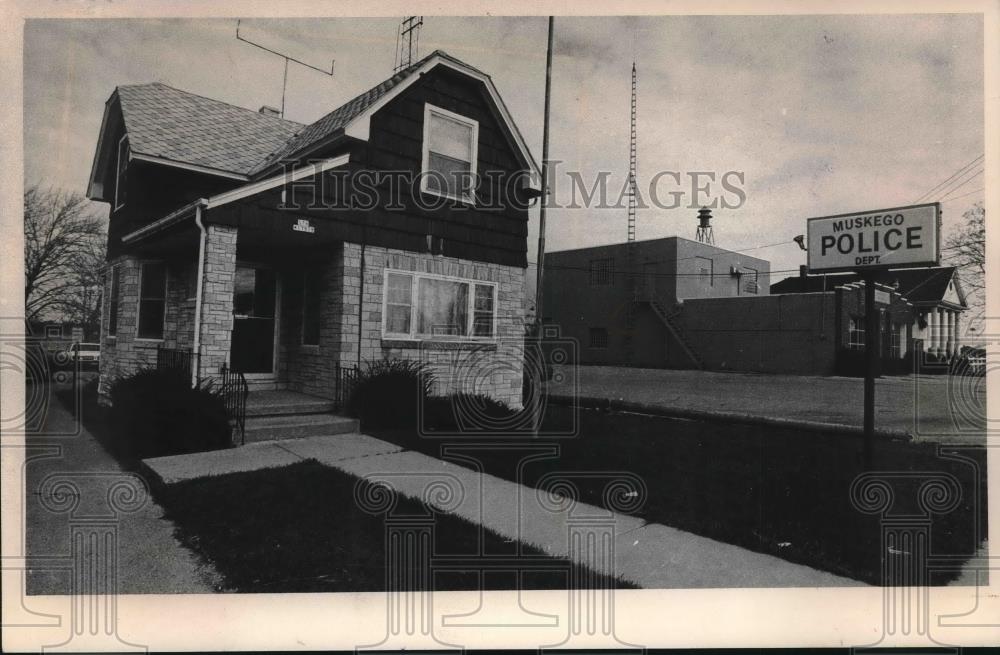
[933,308,943,356]
[937,307,948,355]
[925,310,936,355]
[954,312,962,353]
[196,224,238,380]
[946,310,956,357]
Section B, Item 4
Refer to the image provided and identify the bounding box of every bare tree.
[24,185,106,325]
[944,201,984,333]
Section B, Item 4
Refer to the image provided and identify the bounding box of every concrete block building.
[542,216,967,376]
[87,50,539,407]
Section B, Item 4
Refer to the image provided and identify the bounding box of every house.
[771,265,969,362]
[541,209,965,376]
[86,50,540,408]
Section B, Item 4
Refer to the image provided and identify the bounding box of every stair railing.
[647,295,705,369]
[219,363,249,445]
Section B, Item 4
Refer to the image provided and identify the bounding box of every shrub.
[108,368,232,459]
[345,358,434,429]
[422,393,517,432]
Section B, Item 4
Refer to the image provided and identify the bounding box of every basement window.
[382,270,496,340]
[589,327,609,349]
[115,135,129,211]
[137,261,167,340]
[421,104,479,203]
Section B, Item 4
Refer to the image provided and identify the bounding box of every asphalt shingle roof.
[770,266,959,303]
[116,51,493,179]
[117,82,303,176]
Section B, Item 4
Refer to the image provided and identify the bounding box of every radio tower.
[627,62,638,243]
[394,16,424,72]
[624,62,638,365]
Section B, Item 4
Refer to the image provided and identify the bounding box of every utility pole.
[534,16,554,328]
[531,17,554,438]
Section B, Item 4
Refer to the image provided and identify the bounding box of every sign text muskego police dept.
[806,202,940,273]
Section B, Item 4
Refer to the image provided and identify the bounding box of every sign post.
[806,203,940,467]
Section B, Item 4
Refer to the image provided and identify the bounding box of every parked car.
[65,342,101,369]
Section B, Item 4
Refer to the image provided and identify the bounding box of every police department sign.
[806,202,940,273]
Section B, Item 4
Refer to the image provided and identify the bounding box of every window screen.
[137,262,166,339]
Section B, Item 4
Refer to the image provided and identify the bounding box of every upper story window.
[589,258,614,286]
[695,256,714,286]
[115,135,130,211]
[421,104,479,203]
[740,267,759,294]
[382,270,496,341]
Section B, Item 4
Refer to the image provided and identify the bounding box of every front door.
[230,264,277,374]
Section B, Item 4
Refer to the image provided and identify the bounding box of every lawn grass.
[368,405,988,586]
[154,460,637,593]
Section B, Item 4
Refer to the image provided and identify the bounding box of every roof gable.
[88,50,540,202]
[250,50,540,188]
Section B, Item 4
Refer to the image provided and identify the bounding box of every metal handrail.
[219,364,249,445]
[156,345,199,378]
[334,362,360,411]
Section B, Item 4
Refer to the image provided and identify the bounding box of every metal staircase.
[647,299,705,369]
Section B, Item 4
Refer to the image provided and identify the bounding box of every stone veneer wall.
[278,245,350,398]
[280,242,527,407]
[196,225,238,380]
[98,224,237,396]
[354,243,526,407]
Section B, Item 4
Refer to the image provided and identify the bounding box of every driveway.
[549,365,987,444]
[23,393,220,594]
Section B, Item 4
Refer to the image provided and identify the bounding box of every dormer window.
[115,135,129,210]
[421,104,478,203]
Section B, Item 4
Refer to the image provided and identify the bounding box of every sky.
[23,14,984,290]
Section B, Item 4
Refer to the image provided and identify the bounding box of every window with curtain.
[421,104,478,202]
[383,271,495,340]
[137,261,167,339]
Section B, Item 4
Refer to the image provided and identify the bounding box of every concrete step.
[243,378,287,392]
[246,397,337,418]
[242,413,359,443]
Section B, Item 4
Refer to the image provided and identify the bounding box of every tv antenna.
[236,19,335,118]
[394,16,423,72]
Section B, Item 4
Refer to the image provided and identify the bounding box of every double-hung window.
[137,262,167,339]
[847,317,865,350]
[107,265,120,337]
[421,104,478,202]
[383,270,496,340]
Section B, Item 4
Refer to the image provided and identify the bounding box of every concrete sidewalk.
[145,432,862,589]
[549,365,986,443]
[25,398,220,594]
